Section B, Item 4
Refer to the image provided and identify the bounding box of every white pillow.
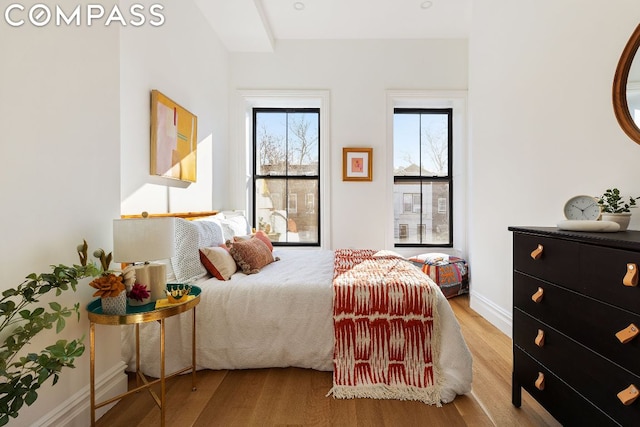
[157,258,176,282]
[220,210,243,217]
[195,212,225,222]
[219,215,251,240]
[170,219,225,283]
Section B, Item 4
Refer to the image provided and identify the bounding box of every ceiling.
[194,0,472,52]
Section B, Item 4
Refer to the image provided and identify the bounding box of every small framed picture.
[342,147,373,181]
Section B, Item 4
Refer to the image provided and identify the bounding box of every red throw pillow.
[253,230,274,251]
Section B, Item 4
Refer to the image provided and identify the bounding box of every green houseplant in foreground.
[0,242,100,426]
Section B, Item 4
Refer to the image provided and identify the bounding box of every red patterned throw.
[329,249,442,404]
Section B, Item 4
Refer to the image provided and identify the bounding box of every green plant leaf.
[0,301,16,313]
[9,396,23,414]
[73,303,81,322]
[66,340,77,354]
[1,289,17,298]
[46,340,68,358]
[69,345,85,358]
[0,242,99,422]
[24,390,38,406]
[55,317,65,334]
[37,369,49,385]
[19,375,32,386]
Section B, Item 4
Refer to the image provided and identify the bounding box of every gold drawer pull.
[531,287,544,303]
[616,323,639,344]
[623,263,639,287]
[617,384,639,406]
[530,244,544,260]
[535,372,545,391]
[535,329,545,347]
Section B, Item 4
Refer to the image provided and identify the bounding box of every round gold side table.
[87,287,200,427]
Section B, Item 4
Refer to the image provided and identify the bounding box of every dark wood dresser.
[509,226,640,426]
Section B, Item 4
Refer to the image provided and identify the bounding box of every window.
[253,108,320,246]
[305,193,315,212]
[288,194,298,214]
[402,193,421,214]
[399,224,408,239]
[438,198,447,214]
[393,108,452,247]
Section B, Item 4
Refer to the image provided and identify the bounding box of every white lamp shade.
[113,218,176,263]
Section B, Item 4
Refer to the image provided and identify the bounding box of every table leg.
[90,322,96,426]
[135,323,140,389]
[192,307,197,391]
[160,318,165,427]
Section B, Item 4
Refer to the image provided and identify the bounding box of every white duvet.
[121,249,472,403]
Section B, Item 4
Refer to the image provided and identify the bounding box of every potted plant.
[0,243,101,426]
[0,239,138,425]
[596,188,640,231]
[83,244,131,315]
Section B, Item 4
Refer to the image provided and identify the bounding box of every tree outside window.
[253,108,320,245]
[393,108,452,247]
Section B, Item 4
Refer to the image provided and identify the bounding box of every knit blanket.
[328,249,442,405]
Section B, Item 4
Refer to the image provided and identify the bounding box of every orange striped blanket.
[329,249,442,404]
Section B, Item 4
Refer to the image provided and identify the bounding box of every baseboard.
[33,361,128,427]
[469,291,513,338]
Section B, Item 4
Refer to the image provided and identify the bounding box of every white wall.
[469,0,640,335]
[229,39,468,250]
[120,1,230,215]
[0,2,122,425]
[7,0,640,421]
[0,1,229,424]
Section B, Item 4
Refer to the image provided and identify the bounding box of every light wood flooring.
[97,295,561,426]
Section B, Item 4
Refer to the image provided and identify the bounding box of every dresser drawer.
[513,233,579,288]
[514,272,640,377]
[580,244,640,314]
[511,227,640,424]
[514,310,640,426]
[513,347,617,426]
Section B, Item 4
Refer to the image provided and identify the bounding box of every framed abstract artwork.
[342,147,372,181]
[150,90,198,182]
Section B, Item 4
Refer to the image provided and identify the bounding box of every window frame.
[251,107,321,247]
[393,107,453,248]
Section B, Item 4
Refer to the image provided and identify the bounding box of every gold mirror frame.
[613,23,640,145]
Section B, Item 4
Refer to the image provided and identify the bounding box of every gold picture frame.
[342,147,373,181]
[150,90,198,182]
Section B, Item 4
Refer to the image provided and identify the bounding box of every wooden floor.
[97,295,561,427]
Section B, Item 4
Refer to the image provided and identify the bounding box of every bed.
[120,212,472,404]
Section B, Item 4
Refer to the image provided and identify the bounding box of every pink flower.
[127,283,150,302]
